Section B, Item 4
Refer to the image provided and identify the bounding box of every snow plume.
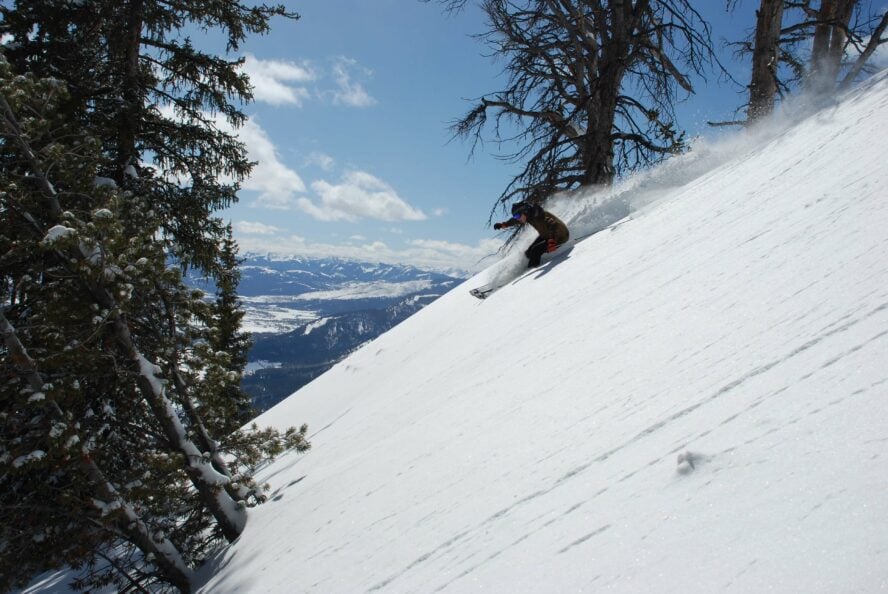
[465,89,829,294]
[542,70,888,245]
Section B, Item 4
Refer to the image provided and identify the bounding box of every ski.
[467,223,621,300]
[469,238,581,299]
[469,287,495,300]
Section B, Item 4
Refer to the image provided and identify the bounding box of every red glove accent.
[546,239,559,253]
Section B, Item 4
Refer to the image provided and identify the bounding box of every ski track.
[334,307,888,594]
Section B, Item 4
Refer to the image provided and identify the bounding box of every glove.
[546,239,559,253]
[493,223,503,230]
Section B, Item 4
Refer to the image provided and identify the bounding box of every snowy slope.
[194,75,888,593]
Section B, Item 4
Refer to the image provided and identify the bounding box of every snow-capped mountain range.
[232,257,464,410]
[236,256,462,333]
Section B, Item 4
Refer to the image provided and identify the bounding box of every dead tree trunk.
[748,0,785,121]
[840,10,888,89]
[809,0,857,92]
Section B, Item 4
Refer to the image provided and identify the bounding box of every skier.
[494,201,570,268]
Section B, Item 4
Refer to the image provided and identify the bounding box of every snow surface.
[193,73,888,594]
[238,301,318,334]
[41,225,75,245]
[238,279,439,334]
[303,317,331,335]
[292,279,435,301]
[20,73,888,593]
[244,360,283,375]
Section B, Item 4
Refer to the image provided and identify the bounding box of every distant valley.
[228,256,465,412]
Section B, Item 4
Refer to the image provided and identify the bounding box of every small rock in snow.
[676,451,702,474]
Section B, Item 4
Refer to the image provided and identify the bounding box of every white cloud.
[159,105,305,210]
[302,171,426,222]
[330,57,377,107]
[305,151,336,171]
[235,221,283,235]
[237,53,376,108]
[236,234,501,275]
[408,238,502,264]
[242,53,315,106]
[235,118,307,209]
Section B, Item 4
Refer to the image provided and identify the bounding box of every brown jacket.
[501,208,569,244]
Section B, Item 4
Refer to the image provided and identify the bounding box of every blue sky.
[212,0,885,273]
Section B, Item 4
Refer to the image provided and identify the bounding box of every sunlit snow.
[238,299,318,334]
[237,280,438,334]
[194,73,888,594]
[292,279,435,301]
[244,360,283,376]
[303,317,330,335]
[41,225,75,245]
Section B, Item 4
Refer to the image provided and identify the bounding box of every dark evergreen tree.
[200,224,255,435]
[0,0,299,271]
[0,63,193,592]
[0,0,311,590]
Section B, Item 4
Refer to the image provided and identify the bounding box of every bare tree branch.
[840,10,888,89]
[441,0,719,215]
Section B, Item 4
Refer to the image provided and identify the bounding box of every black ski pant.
[525,236,554,268]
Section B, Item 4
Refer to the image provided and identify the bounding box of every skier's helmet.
[511,201,532,217]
